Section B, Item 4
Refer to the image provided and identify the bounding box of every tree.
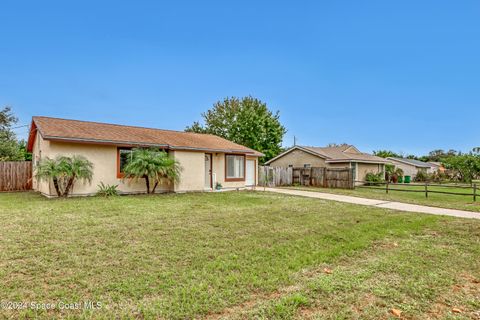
[123,148,181,194]
[35,155,94,197]
[442,153,480,182]
[373,150,402,158]
[185,96,286,163]
[0,106,25,161]
[326,143,349,148]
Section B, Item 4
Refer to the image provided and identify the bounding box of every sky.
[1,1,479,156]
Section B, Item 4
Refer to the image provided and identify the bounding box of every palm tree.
[35,157,63,196]
[123,148,181,194]
[59,155,94,196]
[35,155,94,197]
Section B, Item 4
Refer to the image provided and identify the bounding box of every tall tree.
[186,96,286,162]
[0,106,25,161]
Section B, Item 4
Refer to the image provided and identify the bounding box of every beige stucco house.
[265,145,388,182]
[386,157,434,179]
[27,116,262,197]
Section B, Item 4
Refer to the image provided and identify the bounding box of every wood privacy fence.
[0,161,33,192]
[259,166,354,189]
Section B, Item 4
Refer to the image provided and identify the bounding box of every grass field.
[0,191,479,319]
[283,183,480,213]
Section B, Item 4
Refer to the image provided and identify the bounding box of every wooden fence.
[259,166,354,189]
[0,161,33,192]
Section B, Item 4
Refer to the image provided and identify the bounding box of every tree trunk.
[64,176,75,197]
[145,176,150,194]
[152,180,159,194]
[53,177,62,197]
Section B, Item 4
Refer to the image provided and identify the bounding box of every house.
[427,161,446,173]
[386,157,433,178]
[264,145,388,182]
[26,116,263,197]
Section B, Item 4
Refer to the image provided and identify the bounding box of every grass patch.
[283,184,480,212]
[0,191,478,319]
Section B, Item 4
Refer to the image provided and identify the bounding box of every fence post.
[474,183,477,202]
[425,181,428,198]
[386,180,389,194]
[323,168,327,188]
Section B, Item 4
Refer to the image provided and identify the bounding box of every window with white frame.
[226,155,245,180]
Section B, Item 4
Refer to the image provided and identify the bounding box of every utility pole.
[293,136,297,146]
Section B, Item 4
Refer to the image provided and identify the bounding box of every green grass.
[0,191,479,319]
[283,184,480,213]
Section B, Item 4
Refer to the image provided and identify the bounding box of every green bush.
[97,182,119,197]
[365,172,384,185]
[415,170,428,182]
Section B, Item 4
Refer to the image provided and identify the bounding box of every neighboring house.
[427,161,446,173]
[386,157,433,178]
[265,145,388,182]
[26,117,263,197]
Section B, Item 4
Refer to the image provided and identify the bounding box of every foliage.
[394,167,404,177]
[326,143,349,148]
[123,148,181,194]
[373,150,402,158]
[185,96,286,163]
[0,106,27,161]
[35,155,94,197]
[418,149,458,162]
[365,172,384,185]
[442,153,480,183]
[97,182,119,197]
[215,182,222,190]
[415,170,428,182]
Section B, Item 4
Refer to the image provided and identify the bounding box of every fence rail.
[0,161,33,192]
[356,180,477,201]
[259,166,354,189]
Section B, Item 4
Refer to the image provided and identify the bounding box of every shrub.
[415,170,428,182]
[365,172,384,185]
[97,182,119,197]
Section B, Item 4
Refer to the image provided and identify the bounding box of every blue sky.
[1,1,479,155]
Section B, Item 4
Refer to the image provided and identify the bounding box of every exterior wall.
[268,149,327,168]
[357,163,385,181]
[172,150,205,192]
[35,140,172,196]
[33,138,259,196]
[31,134,51,195]
[388,160,419,178]
[209,153,256,189]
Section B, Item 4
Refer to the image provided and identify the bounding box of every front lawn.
[283,184,480,213]
[0,191,479,319]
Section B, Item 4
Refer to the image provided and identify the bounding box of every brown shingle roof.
[265,145,387,165]
[27,116,263,156]
[301,146,388,163]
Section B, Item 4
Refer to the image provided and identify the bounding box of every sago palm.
[123,148,181,194]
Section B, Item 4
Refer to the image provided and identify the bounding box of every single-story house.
[27,116,263,197]
[427,161,446,173]
[264,145,388,182]
[386,157,433,178]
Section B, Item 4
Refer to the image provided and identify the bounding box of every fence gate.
[0,161,33,191]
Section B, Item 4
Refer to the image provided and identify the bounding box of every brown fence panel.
[325,168,354,189]
[0,161,32,192]
[259,166,353,189]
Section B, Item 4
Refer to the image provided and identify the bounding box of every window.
[117,148,133,178]
[304,164,311,168]
[225,154,245,180]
